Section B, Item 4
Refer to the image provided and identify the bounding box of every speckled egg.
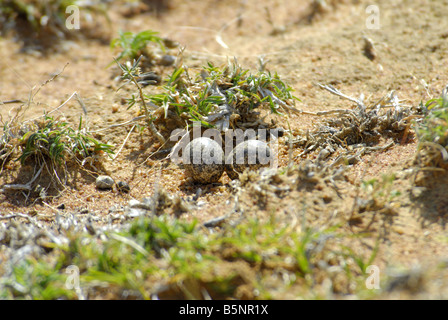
[225,140,272,179]
[183,137,225,184]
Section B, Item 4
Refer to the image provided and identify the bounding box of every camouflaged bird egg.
[225,140,272,180]
[183,137,225,184]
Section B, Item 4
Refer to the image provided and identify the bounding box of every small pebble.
[163,38,179,48]
[117,181,130,193]
[96,175,114,190]
[159,55,176,66]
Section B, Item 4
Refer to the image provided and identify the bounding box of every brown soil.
[1,0,448,299]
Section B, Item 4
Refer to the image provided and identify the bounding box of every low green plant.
[214,217,313,275]
[415,85,448,169]
[0,0,76,30]
[0,0,109,47]
[361,174,401,204]
[0,213,379,299]
[18,115,114,166]
[338,238,379,275]
[1,258,78,300]
[151,60,299,125]
[128,215,199,253]
[115,56,166,143]
[110,30,165,63]
[119,58,300,140]
[0,120,16,172]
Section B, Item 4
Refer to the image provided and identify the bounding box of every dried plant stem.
[24,91,87,126]
[130,76,166,144]
[317,83,365,108]
[112,124,136,160]
[1,164,43,192]
[0,213,33,221]
[0,99,23,104]
[286,118,294,170]
[92,116,145,133]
